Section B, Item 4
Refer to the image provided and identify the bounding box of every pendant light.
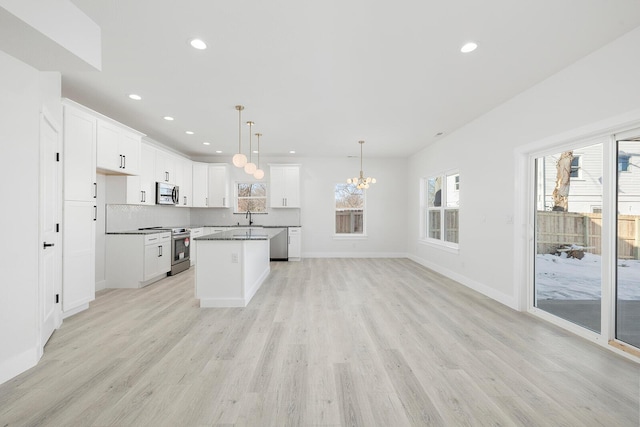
[347,140,376,189]
[232,105,247,168]
[253,133,264,179]
[244,121,257,174]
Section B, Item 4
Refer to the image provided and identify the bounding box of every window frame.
[420,170,460,250]
[234,181,268,214]
[334,183,367,238]
[570,155,583,179]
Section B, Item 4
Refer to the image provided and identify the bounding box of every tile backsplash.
[106,205,191,232]
[106,204,301,232]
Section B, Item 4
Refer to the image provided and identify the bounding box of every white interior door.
[40,111,62,349]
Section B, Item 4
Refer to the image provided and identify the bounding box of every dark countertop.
[196,225,300,228]
[195,229,273,241]
[106,229,171,235]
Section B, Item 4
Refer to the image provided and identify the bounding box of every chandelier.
[254,133,264,179]
[232,105,247,168]
[244,121,257,174]
[347,140,376,189]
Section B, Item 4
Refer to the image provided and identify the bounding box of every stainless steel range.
[168,227,190,275]
[138,227,190,276]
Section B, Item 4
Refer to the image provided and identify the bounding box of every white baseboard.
[95,279,107,292]
[407,254,518,310]
[0,347,40,386]
[62,303,89,319]
[303,252,407,259]
[200,298,246,308]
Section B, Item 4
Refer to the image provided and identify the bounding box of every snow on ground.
[536,252,640,300]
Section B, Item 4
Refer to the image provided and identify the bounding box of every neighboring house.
[536,141,640,214]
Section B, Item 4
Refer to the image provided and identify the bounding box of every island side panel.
[242,239,271,304]
[196,240,244,307]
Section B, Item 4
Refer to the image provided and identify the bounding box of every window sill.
[419,238,459,254]
[334,234,368,240]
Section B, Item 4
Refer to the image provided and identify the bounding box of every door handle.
[43,242,55,249]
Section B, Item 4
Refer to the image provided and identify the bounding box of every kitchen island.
[194,228,283,307]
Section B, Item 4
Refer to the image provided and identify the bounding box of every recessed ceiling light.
[128,94,142,101]
[163,116,174,121]
[215,150,222,154]
[203,142,210,146]
[289,150,296,154]
[185,131,194,135]
[460,42,478,53]
[190,38,207,50]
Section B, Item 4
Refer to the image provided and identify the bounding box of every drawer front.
[145,232,171,245]
[288,227,301,235]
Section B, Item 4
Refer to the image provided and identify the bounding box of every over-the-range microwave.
[156,182,179,205]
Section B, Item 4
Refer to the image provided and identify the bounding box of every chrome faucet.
[245,210,253,226]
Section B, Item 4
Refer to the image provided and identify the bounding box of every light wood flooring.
[1,258,639,426]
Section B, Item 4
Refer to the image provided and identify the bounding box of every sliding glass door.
[534,142,603,333]
[616,135,640,348]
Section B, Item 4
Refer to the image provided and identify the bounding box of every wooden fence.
[536,211,640,259]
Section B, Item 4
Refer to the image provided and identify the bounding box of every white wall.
[192,155,408,257]
[407,26,640,309]
[0,50,61,384]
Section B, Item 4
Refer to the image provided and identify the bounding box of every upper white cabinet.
[175,156,193,207]
[270,164,300,208]
[155,150,176,184]
[106,142,156,205]
[96,119,142,175]
[192,162,208,207]
[208,164,230,208]
[63,103,96,202]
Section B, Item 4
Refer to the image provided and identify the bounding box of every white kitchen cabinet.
[155,150,176,184]
[106,232,171,288]
[63,103,97,202]
[175,156,193,207]
[96,119,142,175]
[192,162,209,207]
[62,201,96,313]
[288,227,301,261]
[106,142,157,205]
[270,164,300,208]
[208,164,230,208]
[189,227,204,266]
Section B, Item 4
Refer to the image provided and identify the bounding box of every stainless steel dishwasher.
[269,228,288,261]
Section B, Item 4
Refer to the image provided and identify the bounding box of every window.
[236,182,267,213]
[335,183,364,234]
[570,155,581,178]
[424,172,459,245]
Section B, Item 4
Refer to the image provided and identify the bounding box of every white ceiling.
[63,0,640,159]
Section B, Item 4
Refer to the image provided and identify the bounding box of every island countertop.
[194,228,284,241]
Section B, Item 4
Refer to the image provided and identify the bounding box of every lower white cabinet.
[288,227,301,261]
[62,201,96,314]
[189,227,204,266]
[106,232,171,288]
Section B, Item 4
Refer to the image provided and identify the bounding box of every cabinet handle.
[119,154,123,168]
[205,197,208,206]
[123,155,126,169]
[184,195,187,206]
[141,190,145,203]
[43,242,55,249]
[165,171,169,182]
[158,245,162,257]
[93,206,97,221]
[93,182,97,198]
[223,197,226,206]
